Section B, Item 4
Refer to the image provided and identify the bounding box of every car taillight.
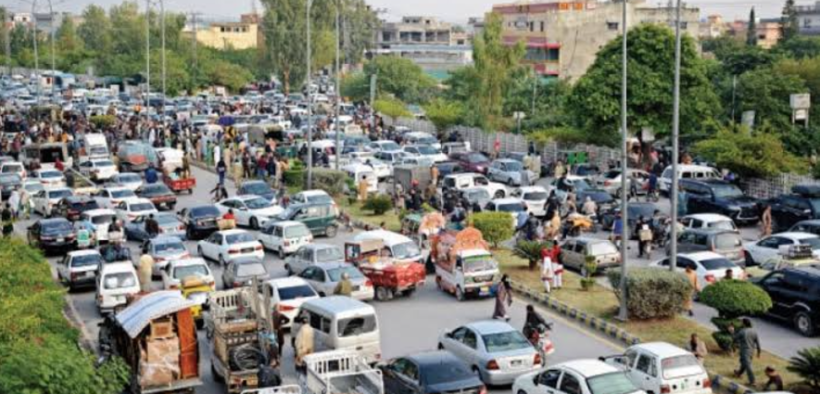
[365,280,373,287]
[278,304,295,312]
[534,353,542,365]
[703,378,711,388]
[604,180,612,186]
[229,249,240,254]
[178,225,185,230]
[705,274,716,283]
[486,360,499,370]
[70,272,80,280]
[255,245,263,251]
[660,384,671,394]
[233,281,242,287]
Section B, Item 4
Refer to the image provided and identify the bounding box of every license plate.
[479,286,490,295]
[352,286,360,291]
[57,238,64,242]
[511,359,523,367]
[242,248,254,253]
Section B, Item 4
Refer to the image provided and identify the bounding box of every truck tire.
[211,363,223,382]
[376,286,391,301]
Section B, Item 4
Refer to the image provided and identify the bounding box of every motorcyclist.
[523,304,551,345]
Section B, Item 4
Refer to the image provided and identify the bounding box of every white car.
[515,186,549,217]
[368,140,402,153]
[291,190,335,206]
[111,172,144,192]
[0,161,26,180]
[197,229,264,266]
[79,209,117,243]
[743,232,820,266]
[95,187,137,209]
[32,187,73,217]
[95,262,140,314]
[31,169,66,188]
[513,359,645,394]
[484,197,527,225]
[681,214,738,232]
[403,144,448,163]
[603,343,711,394]
[258,220,313,258]
[115,198,158,223]
[261,277,320,328]
[78,159,119,181]
[160,258,215,290]
[363,158,393,180]
[442,173,508,200]
[216,195,284,230]
[649,252,746,289]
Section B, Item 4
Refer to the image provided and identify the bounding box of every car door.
[203,233,221,260]
[531,369,563,394]
[222,262,236,287]
[751,236,787,264]
[390,358,420,394]
[557,371,584,394]
[299,266,321,293]
[58,255,70,281]
[234,201,252,226]
[259,224,275,249]
[33,190,46,214]
[383,359,412,394]
[293,248,313,275]
[758,271,791,318]
[632,352,659,392]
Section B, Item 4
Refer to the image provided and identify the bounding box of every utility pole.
[531,80,537,115]
[731,75,737,122]
[369,74,377,133]
[145,0,151,110]
[669,0,682,272]
[617,0,629,322]
[32,0,40,105]
[334,0,341,170]
[48,0,54,99]
[5,13,11,76]
[191,12,200,87]
[306,0,313,189]
[161,0,166,103]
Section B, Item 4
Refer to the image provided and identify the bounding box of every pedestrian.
[272,309,288,362]
[334,272,354,296]
[216,159,227,185]
[8,189,20,219]
[551,246,564,290]
[145,214,160,238]
[554,160,565,179]
[760,204,772,238]
[684,266,699,317]
[730,318,761,386]
[138,253,154,293]
[1,203,13,237]
[493,274,513,321]
[242,151,252,179]
[687,333,708,363]
[763,366,784,391]
[541,246,555,294]
[294,316,314,373]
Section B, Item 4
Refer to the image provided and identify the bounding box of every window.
[559,373,582,394]
[607,22,619,31]
[636,354,657,377]
[338,315,377,337]
[307,312,330,333]
[461,329,477,349]
[540,21,545,32]
[538,369,562,388]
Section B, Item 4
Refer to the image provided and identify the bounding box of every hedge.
[607,268,692,320]
[308,168,350,196]
[699,279,772,319]
[284,160,305,189]
[469,212,515,247]
[0,238,129,394]
[363,195,393,215]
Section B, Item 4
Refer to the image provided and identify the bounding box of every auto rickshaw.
[180,276,213,329]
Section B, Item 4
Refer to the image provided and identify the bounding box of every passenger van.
[353,230,423,265]
[293,296,381,365]
[342,163,377,193]
[659,165,721,194]
[80,133,109,163]
[95,262,140,314]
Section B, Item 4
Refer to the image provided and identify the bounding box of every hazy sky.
[9,0,799,23]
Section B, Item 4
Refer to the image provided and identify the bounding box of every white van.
[81,133,109,163]
[342,164,377,193]
[95,262,140,314]
[659,165,721,193]
[258,221,313,258]
[293,296,381,365]
[353,230,423,265]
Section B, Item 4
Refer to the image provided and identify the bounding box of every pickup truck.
[441,173,508,200]
[302,350,384,394]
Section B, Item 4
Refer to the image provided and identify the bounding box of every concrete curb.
[509,281,755,394]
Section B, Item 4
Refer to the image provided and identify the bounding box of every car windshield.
[284,225,310,238]
[72,253,101,267]
[103,272,137,289]
[142,185,170,196]
[226,233,256,244]
[392,241,421,259]
[338,315,377,337]
[243,183,271,194]
[481,331,531,353]
[111,190,136,199]
[523,192,548,201]
[277,284,315,300]
[799,237,820,250]
[245,198,271,209]
[708,220,736,231]
[2,164,22,173]
[465,189,490,200]
[504,161,523,171]
[422,361,472,385]
[130,203,154,212]
[40,171,62,178]
[497,203,525,213]
[43,221,73,234]
[94,160,114,167]
[714,233,742,249]
[463,256,496,273]
[327,266,365,281]
[590,242,618,255]
[587,372,638,394]
[379,142,400,151]
[155,214,178,225]
[809,199,820,216]
[154,241,185,254]
[89,146,108,155]
[89,214,114,225]
[414,145,437,155]
[191,206,220,218]
[466,153,488,163]
[119,174,141,183]
[628,204,656,219]
[306,194,333,204]
[584,191,614,203]
[316,247,344,262]
[700,258,736,270]
[173,264,209,279]
[661,355,702,379]
[712,185,744,199]
[48,189,72,199]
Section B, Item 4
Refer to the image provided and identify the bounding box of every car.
[0,173,21,200]
[438,320,540,385]
[369,140,402,154]
[673,229,746,267]
[790,219,820,236]
[31,187,73,217]
[681,214,738,232]
[141,235,191,275]
[601,202,659,238]
[56,250,102,290]
[744,232,820,266]
[769,185,820,232]
[488,159,535,186]
[258,220,313,258]
[273,202,340,238]
[753,266,820,336]
[375,150,408,165]
[560,238,621,275]
[602,342,711,394]
[361,157,392,180]
[117,141,154,172]
[454,152,492,174]
[399,155,435,168]
[403,144,448,163]
[459,187,492,212]
[95,262,140,314]
[197,229,264,266]
[237,180,276,202]
[110,172,143,191]
[30,169,66,188]
[379,351,485,394]
[52,195,100,222]
[114,198,158,223]
[681,179,760,225]
[569,164,601,179]
[160,258,214,291]
[650,252,746,289]
[433,161,464,179]
[484,198,526,224]
[291,189,335,207]
[94,187,137,209]
[222,256,271,289]
[124,211,185,241]
[514,186,549,217]
[78,158,118,181]
[594,169,650,197]
[0,161,26,179]
[403,131,441,149]
[260,277,319,328]
[136,183,177,210]
[22,180,44,201]
[78,209,117,244]
[551,175,593,202]
[298,262,375,301]
[216,195,284,230]
[27,218,77,254]
[284,243,345,276]
[442,173,508,200]
[513,359,644,394]
[659,164,721,194]
[179,205,221,240]
[576,189,616,215]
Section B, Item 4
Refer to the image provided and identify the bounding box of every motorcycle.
[526,322,555,366]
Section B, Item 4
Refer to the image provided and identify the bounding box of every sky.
[8,0,802,23]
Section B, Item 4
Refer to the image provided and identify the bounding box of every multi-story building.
[374,16,473,76]
[699,14,728,39]
[723,18,782,49]
[493,0,699,81]
[184,13,260,50]
[377,16,457,48]
[796,2,820,36]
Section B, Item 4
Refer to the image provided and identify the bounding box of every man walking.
[730,318,761,385]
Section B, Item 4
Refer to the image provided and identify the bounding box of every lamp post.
[145,0,151,110]
[669,0,683,271]
[47,0,54,99]
[161,0,166,104]
[306,0,314,188]
[617,0,629,322]
[334,0,341,170]
[31,0,40,105]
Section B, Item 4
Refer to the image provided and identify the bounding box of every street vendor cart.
[344,239,426,301]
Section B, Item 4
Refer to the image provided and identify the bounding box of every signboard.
[795,108,809,121]
[641,127,655,143]
[741,111,756,129]
[567,151,588,165]
[791,93,811,110]
[513,111,526,120]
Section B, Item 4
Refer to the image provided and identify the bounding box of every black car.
[753,266,820,336]
[137,183,177,210]
[53,196,100,222]
[433,161,465,179]
[680,179,760,225]
[789,219,820,236]
[380,351,485,394]
[576,188,615,215]
[27,218,77,254]
[238,180,276,202]
[770,185,820,232]
[0,173,21,200]
[601,202,660,239]
[179,205,221,240]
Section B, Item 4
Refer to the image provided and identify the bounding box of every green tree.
[374,98,411,123]
[341,57,436,103]
[78,5,112,55]
[569,24,720,147]
[747,8,758,47]
[775,36,820,59]
[781,0,799,41]
[737,66,807,131]
[513,239,551,271]
[261,0,306,94]
[56,16,80,52]
[423,98,465,136]
[203,59,254,92]
[341,0,380,65]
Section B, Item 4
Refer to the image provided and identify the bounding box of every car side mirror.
[805,209,812,215]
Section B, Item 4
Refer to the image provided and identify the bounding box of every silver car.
[488,159,535,186]
[438,320,540,385]
[141,235,191,275]
[560,238,621,275]
[284,243,345,276]
[297,262,375,301]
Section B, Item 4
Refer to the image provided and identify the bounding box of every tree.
[781,0,799,41]
[569,24,720,147]
[56,16,80,52]
[737,66,807,132]
[775,36,820,59]
[374,98,411,123]
[513,240,551,271]
[747,8,758,47]
[203,59,254,93]
[340,0,380,65]
[423,98,464,136]
[788,347,820,390]
[261,0,307,94]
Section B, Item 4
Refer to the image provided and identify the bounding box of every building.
[492,0,700,81]
[722,18,782,49]
[374,16,473,76]
[183,13,260,50]
[377,16,459,47]
[699,15,729,39]
[797,2,820,35]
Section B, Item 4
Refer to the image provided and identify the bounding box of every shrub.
[607,268,692,320]
[513,240,552,271]
[89,114,116,129]
[284,160,305,189]
[308,168,349,196]
[788,346,820,390]
[699,280,773,319]
[580,256,598,291]
[363,195,393,215]
[469,212,515,248]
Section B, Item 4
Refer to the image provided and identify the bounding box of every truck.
[20,142,73,170]
[80,133,110,163]
[429,227,500,301]
[344,238,426,301]
[98,291,203,394]
[302,350,384,394]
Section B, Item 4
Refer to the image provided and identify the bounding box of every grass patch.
[338,197,401,232]
[495,249,800,388]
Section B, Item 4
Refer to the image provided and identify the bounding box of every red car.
[452,152,492,174]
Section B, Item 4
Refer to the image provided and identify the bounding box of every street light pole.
[145,0,151,110]
[48,0,54,99]
[161,0,166,104]
[334,0,341,170]
[31,0,40,105]
[617,0,629,322]
[669,0,682,271]
[306,0,313,189]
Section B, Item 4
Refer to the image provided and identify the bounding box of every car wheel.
[326,225,338,238]
[794,311,816,337]
[250,217,259,230]
[494,190,504,199]
[375,286,391,301]
[278,247,285,260]
[456,286,465,302]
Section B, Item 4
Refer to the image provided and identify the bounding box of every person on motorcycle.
[523,304,552,345]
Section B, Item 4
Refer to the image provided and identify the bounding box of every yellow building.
[185,15,259,50]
